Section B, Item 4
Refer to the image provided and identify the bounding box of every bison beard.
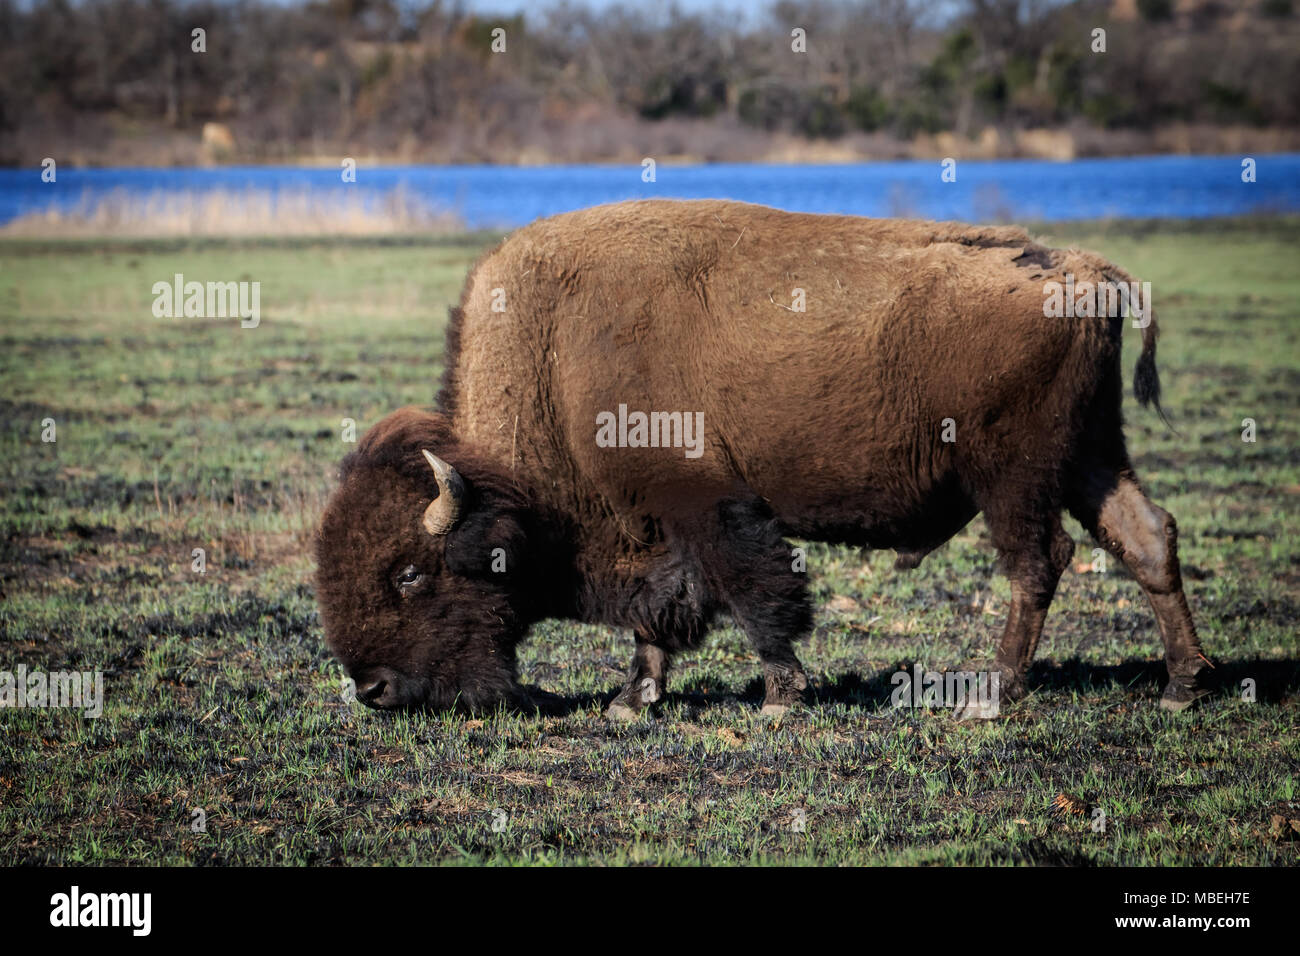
[314,199,1214,719]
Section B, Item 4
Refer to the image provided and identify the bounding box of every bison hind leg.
[1065,463,1212,710]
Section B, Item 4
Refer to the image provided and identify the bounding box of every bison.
[315,199,1212,719]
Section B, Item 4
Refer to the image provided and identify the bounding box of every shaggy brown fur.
[315,199,1211,717]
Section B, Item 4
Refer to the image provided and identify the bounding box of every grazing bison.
[315,199,1212,718]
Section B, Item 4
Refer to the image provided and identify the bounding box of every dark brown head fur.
[314,406,535,711]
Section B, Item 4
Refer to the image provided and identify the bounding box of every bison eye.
[395,564,424,593]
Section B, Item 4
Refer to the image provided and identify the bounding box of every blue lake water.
[2,154,1297,228]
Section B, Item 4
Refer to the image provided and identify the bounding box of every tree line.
[1,0,1296,165]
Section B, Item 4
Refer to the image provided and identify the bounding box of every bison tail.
[1132,307,1178,432]
[1134,312,1160,410]
[1089,254,1171,429]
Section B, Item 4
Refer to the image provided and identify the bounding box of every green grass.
[1,218,1297,865]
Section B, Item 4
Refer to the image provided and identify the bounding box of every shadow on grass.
[664,656,1300,713]
[347,655,1298,721]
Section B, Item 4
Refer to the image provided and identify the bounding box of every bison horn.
[421,449,464,535]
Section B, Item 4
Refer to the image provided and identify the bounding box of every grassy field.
[1,218,1297,865]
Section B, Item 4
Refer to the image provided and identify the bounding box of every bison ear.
[442,504,527,579]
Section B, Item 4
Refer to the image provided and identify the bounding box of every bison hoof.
[605,701,644,721]
[961,660,1025,705]
[1158,680,1211,713]
[605,677,661,721]
[762,665,808,716]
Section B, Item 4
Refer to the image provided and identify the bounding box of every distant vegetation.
[0,187,462,238]
[2,0,1298,166]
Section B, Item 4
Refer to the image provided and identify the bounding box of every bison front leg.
[704,498,813,716]
[606,632,670,721]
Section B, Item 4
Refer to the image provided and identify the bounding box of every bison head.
[315,407,531,711]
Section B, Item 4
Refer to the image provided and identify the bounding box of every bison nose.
[356,678,388,704]
[354,668,403,708]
